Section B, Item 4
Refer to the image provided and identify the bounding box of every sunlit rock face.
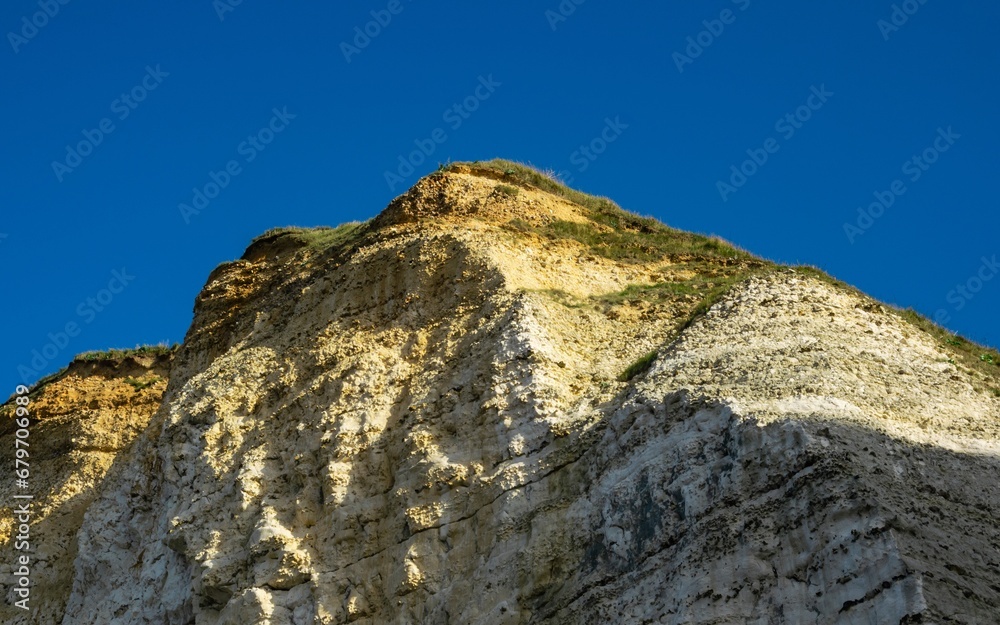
[8,166,998,624]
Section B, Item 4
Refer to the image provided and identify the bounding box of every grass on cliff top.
[448,159,755,264]
[75,343,179,363]
[11,344,179,401]
[895,307,1000,388]
[447,159,625,217]
[250,221,369,253]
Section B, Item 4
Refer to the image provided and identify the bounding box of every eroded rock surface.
[8,167,999,624]
[0,355,171,625]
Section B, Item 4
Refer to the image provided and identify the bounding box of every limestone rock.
[6,164,999,624]
[0,353,172,625]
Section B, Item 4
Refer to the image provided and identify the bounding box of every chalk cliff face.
[4,163,999,624]
[0,354,172,625]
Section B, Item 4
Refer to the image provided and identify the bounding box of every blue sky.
[2,1,998,389]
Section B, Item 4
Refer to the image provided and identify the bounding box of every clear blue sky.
[3,1,998,389]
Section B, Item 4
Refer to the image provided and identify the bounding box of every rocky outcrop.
[0,353,172,625]
[7,164,1000,624]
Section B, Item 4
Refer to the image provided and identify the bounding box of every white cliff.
[5,163,998,624]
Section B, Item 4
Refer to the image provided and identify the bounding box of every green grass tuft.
[620,351,658,382]
[124,375,164,391]
[494,184,520,197]
[674,277,755,332]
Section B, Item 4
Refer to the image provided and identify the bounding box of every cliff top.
[10,161,1000,399]
[234,159,1000,395]
[3,160,1000,624]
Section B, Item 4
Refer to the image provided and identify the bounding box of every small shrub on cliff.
[494,184,520,197]
[620,351,658,382]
